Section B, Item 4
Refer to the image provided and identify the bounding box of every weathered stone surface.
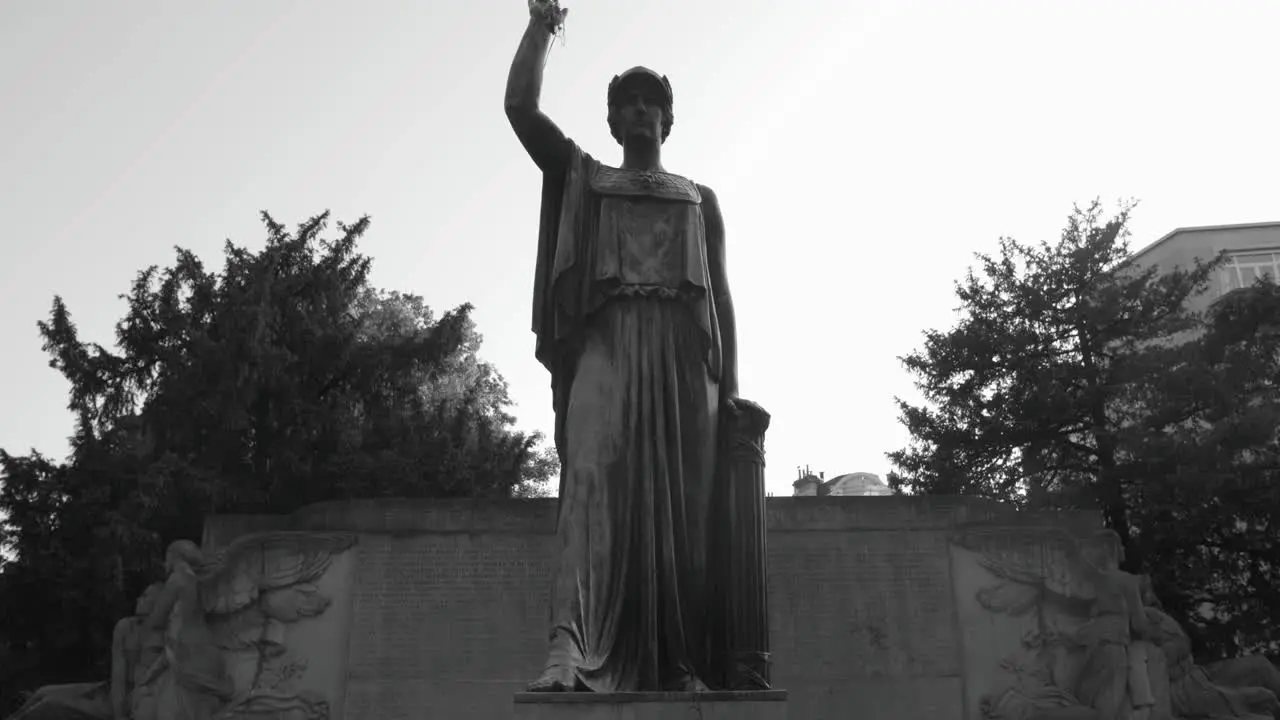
[203,495,1057,541]
[1207,654,1280,700]
[5,684,110,720]
[949,521,1280,720]
[201,496,1087,720]
[949,518,1100,720]
[6,533,358,720]
[512,691,788,720]
[139,533,356,720]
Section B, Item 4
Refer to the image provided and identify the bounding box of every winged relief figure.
[130,531,357,720]
[952,525,1164,720]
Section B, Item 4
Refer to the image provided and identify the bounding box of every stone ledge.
[204,497,1103,546]
[514,690,788,704]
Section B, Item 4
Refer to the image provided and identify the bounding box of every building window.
[1220,250,1280,295]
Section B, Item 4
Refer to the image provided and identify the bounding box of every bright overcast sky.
[1,1,1277,498]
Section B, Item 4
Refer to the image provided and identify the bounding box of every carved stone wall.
[203,497,1100,720]
[946,517,1105,720]
[285,547,359,718]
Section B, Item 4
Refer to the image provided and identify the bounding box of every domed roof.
[825,472,892,497]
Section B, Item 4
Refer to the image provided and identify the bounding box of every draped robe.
[531,141,722,691]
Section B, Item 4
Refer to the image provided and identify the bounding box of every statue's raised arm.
[505,0,571,175]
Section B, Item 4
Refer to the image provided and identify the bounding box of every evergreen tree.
[1132,281,1280,658]
[890,202,1215,546]
[890,201,1280,656]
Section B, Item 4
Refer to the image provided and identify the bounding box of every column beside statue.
[708,399,773,691]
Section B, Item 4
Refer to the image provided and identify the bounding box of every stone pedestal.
[513,691,788,720]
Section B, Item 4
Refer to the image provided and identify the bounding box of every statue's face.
[610,85,666,144]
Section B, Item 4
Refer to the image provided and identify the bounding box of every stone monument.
[5,531,358,720]
[135,533,357,720]
[503,0,782,714]
[950,524,1280,720]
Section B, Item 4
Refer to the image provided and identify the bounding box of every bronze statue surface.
[505,0,768,694]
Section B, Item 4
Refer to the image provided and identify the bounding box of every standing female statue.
[505,0,741,694]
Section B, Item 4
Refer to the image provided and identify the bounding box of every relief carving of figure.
[1065,533,1159,720]
[958,526,1280,720]
[128,532,356,720]
[1204,652,1280,711]
[6,532,354,720]
[115,583,167,720]
[131,540,236,720]
[955,527,1169,720]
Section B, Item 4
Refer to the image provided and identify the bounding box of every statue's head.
[135,581,164,615]
[607,66,673,146]
[164,539,204,573]
[1081,529,1123,570]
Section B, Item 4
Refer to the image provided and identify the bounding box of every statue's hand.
[722,397,771,437]
[725,396,766,417]
[528,0,568,30]
[721,396,740,422]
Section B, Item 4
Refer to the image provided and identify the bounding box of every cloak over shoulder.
[531,141,598,464]
[532,141,721,465]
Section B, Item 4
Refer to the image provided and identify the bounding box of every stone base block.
[513,691,788,720]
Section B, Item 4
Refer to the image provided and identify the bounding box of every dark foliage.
[890,201,1280,659]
